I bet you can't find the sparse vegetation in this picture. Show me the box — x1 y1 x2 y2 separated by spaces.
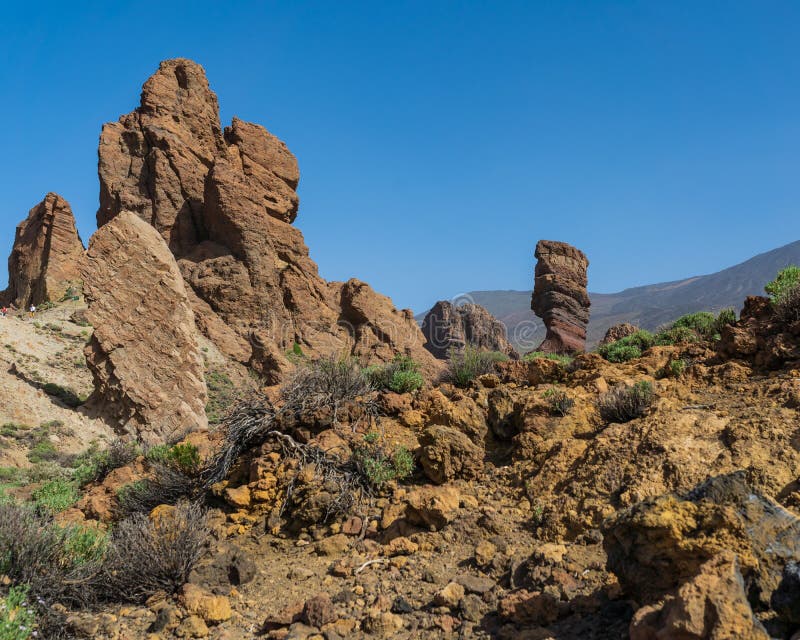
72 440 140 487
145 442 200 475
523 351 574 365
115 462 199 517
445 346 508 387
597 330 654 362
32 479 78 513
351 432 415 488
598 381 655 423
365 355 425 393
662 358 687 378
765 265 800 301
543 387 574 416
100 501 209 603
205 369 236 424
0 585 36 640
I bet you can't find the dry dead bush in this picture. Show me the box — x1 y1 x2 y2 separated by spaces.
598 381 654 423
100 501 209 603
116 462 201 516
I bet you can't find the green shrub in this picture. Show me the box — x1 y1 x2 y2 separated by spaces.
145 443 200 475
715 308 737 331
0 585 36 640
597 330 654 362
26 440 58 464
765 266 800 301
286 341 306 364
774 284 800 324
72 441 140 487
41 383 85 408
543 387 574 417
445 346 508 387
32 479 78 513
365 355 425 393
63 525 108 566
523 351 573 365
351 434 415 488
654 326 701 345
598 381 655 423
205 370 236 425
661 358 687 378
672 312 716 337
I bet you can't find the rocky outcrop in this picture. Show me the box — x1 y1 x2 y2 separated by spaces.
3 193 84 308
97 58 437 381
629 551 769 640
82 211 207 443
421 301 518 359
600 322 639 345
530 240 590 353
717 295 800 369
603 472 800 609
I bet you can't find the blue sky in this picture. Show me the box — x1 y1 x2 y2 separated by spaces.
1 1 799 312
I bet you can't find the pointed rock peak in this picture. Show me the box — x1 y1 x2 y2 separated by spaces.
3 192 84 308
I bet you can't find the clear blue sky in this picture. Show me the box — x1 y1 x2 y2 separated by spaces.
1 1 799 313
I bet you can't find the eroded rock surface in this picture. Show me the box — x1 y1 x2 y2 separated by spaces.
3 193 84 308
82 211 207 443
530 240 590 353
421 301 518 359
600 322 639 345
97 58 437 381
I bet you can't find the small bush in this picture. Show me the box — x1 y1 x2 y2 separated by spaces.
0 585 36 640
72 440 140 487
445 346 508 387
773 284 800 324
281 355 375 420
100 501 209 603
597 331 654 362
523 351 573 365
598 381 655 423
351 434 415 488
661 358 687 378
715 308 737 331
765 266 800 301
145 443 200 475
543 388 574 417
205 370 237 424
32 479 78 513
41 383 85 408
26 440 58 464
115 463 199 516
672 312 716 337
654 325 700 346
365 355 425 394
63 526 108 566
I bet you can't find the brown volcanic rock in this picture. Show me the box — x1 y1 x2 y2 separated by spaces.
97 58 225 255
530 240 590 353
82 211 207 443
3 193 84 308
421 301 518 359
98 58 438 380
600 322 639 345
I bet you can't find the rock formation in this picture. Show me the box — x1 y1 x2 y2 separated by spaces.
530 240 590 353
97 58 437 381
600 322 639 345
2 193 84 308
421 301 518 359
82 211 208 443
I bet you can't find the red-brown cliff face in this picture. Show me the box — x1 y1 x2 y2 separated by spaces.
3 193 84 308
97 59 438 382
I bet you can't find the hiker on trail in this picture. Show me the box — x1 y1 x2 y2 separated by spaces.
0 306 6 317
29 304 36 318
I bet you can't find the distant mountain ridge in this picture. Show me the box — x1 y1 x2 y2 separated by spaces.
418 239 800 352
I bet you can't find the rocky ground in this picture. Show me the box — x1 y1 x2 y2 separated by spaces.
3 294 799 639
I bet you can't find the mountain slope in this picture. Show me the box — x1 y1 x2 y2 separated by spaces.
420 239 800 351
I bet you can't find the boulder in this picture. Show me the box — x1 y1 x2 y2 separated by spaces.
629 552 769 640
421 300 518 359
418 424 484 484
603 472 800 608
600 323 639 345
530 240 590 353
97 58 439 381
82 211 207 443
3 193 84 308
